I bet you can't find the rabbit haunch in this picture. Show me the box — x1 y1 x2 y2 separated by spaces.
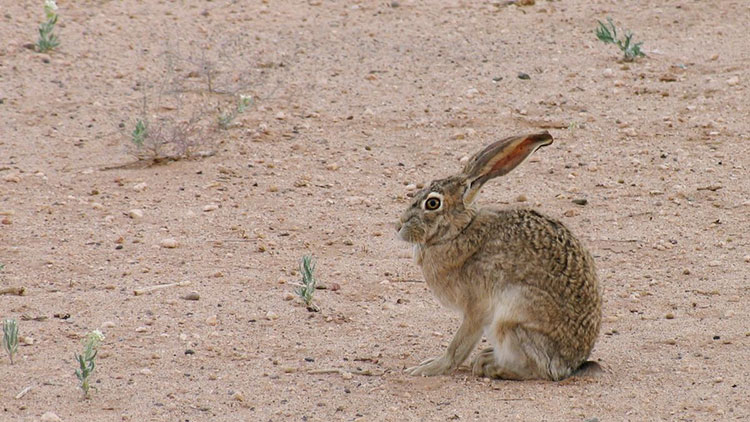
397 132 602 381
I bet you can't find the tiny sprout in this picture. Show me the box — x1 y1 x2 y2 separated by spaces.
75 330 105 398
2 318 19 364
295 255 319 312
595 17 645 62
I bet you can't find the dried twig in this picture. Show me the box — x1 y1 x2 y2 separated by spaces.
0 286 25 296
133 281 191 296
15 386 33 400
308 368 383 376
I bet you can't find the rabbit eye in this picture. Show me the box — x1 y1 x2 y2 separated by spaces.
424 197 441 211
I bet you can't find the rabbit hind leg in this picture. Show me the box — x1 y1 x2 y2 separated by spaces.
473 323 571 381
472 323 540 380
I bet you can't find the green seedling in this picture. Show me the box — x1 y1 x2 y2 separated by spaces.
36 0 60 53
74 330 104 398
2 318 19 364
131 119 148 147
295 255 319 312
596 17 645 62
218 94 253 129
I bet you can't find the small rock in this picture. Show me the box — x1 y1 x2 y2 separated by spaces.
128 209 144 219
160 238 179 248
19 335 34 345
602 68 614 78
517 72 530 80
203 204 218 212
275 111 286 120
232 391 245 402
91 202 104 210
132 182 148 192
266 311 279 320
283 292 295 301
341 371 353 380
101 321 116 328
665 313 675 320
330 282 341 291
2 174 20 183
405 183 417 191
182 291 200 301
205 315 218 326
515 194 527 202
563 209 579 217
465 88 479 98
743 255 750 263
185 349 195 355
40 412 62 422
140 368 152 375
572 198 588 206
708 260 721 267
726 76 739 87
135 326 148 333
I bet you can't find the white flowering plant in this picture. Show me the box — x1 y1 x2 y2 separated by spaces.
36 0 60 53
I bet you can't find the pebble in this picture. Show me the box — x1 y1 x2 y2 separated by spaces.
743 255 750 263
572 198 588 206
132 182 148 192
515 194 527 202
275 111 286 120
135 326 148 333
517 72 530 80
563 209 579 217
2 174 20 183
182 291 200 301
160 238 179 248
602 68 614 78
232 391 245 402
101 321 116 328
40 412 62 422
91 202 104 210
140 368 152 375
283 292 295 301
19 335 34 345
466 88 479 98
708 260 721 267
665 313 675 320
205 315 218 326
405 183 417 191
128 209 144 219
266 311 279 320
341 371 353 380
203 204 218 212
726 76 739 86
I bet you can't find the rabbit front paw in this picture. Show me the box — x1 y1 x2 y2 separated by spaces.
405 356 453 376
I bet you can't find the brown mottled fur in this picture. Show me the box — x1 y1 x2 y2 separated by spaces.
397 132 602 381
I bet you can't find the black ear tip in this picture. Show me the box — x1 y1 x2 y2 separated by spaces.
531 131 554 147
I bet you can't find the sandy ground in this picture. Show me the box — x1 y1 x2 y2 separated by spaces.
1 0 748 421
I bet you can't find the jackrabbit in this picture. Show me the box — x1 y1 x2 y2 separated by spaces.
397 132 601 380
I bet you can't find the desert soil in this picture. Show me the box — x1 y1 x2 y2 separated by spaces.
1 0 748 421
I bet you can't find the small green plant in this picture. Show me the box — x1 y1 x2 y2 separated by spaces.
2 318 19 365
131 119 148 147
218 94 253 129
74 330 104 398
295 255 319 312
595 17 645 62
36 0 60 53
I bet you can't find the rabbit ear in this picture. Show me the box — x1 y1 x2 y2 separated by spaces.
462 132 553 204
